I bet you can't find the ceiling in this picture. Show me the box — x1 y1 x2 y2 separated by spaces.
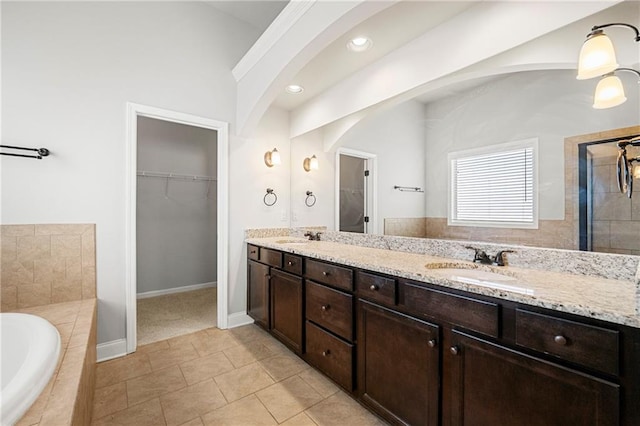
204 1 288 33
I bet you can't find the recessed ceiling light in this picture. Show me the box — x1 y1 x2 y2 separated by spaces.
347 36 372 52
285 84 304 94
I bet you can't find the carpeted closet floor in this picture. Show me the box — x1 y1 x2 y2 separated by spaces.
137 287 217 345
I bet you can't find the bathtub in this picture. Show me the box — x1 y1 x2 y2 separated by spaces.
1 313 61 426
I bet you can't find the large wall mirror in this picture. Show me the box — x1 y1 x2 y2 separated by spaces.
290 69 640 255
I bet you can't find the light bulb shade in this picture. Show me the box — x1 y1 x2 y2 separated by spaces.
593 74 627 109
577 32 619 80
303 155 319 172
264 148 281 167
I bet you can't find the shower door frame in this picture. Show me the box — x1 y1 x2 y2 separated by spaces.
125 102 229 354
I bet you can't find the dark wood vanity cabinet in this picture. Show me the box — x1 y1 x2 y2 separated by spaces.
270 269 303 354
248 245 638 425
448 330 619 426
358 300 440 426
247 259 270 329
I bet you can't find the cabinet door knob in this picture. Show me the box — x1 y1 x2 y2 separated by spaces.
265 274 271 280
322 350 331 357
369 284 378 291
322 271 329 276
428 339 437 348
321 304 330 311
450 346 460 355
288 261 294 266
250 250 256 254
554 335 567 346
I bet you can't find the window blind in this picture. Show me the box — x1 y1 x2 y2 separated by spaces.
451 145 535 226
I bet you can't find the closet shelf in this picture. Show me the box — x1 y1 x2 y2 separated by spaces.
137 171 216 182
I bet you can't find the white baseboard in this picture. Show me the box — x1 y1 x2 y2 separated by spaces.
137 281 216 299
226 312 254 329
97 338 127 362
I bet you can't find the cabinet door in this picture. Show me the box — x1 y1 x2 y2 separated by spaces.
358 300 440 426
247 260 270 329
448 330 619 426
270 269 303 354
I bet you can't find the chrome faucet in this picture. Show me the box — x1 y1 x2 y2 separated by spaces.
465 246 514 266
304 231 322 241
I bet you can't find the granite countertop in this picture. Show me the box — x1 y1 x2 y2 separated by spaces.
246 236 640 328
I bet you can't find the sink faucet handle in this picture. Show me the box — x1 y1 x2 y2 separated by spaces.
493 250 515 266
465 246 491 264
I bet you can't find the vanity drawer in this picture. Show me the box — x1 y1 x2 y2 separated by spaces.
283 253 302 275
515 309 619 375
398 281 499 338
260 247 282 268
305 259 353 291
306 320 353 391
306 281 353 341
356 271 396 306
248 244 259 261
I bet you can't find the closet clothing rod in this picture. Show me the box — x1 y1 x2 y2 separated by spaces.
137 171 216 181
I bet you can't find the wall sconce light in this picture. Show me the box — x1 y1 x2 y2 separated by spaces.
264 148 281 167
303 155 319 172
577 23 640 109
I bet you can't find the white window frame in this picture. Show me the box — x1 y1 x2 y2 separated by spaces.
447 138 539 229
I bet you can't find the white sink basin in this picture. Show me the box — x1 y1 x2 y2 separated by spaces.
425 262 533 295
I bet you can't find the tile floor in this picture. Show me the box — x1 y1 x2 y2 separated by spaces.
92 324 388 426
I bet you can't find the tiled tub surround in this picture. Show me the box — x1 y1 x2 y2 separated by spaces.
1 224 98 425
14 299 97 426
245 235 640 328
1 224 97 311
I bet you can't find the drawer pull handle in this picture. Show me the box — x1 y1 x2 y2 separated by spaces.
288 261 294 266
450 346 460 355
322 350 331 357
321 304 330 311
322 271 330 276
428 339 437 348
369 285 379 291
250 250 256 254
554 335 567 346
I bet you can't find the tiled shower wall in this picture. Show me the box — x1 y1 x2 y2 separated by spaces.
0 224 96 311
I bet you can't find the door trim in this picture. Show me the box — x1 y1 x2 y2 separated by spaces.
335 148 377 234
125 102 229 354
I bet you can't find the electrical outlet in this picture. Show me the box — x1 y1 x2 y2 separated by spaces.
280 209 288 222
291 210 298 222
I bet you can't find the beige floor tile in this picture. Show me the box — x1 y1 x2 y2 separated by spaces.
91 398 165 426
229 324 272 342
92 382 128 420
298 368 339 398
180 351 235 386
214 362 275 402
281 412 318 426
305 392 386 426
201 395 277 426
178 418 204 426
147 343 200 371
137 339 170 354
96 353 152 389
160 379 227 426
126 365 187 406
223 340 274 368
193 329 242 357
167 329 211 348
256 376 323 423
259 353 309 382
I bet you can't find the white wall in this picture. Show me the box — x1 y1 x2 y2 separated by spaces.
137 117 217 294
424 69 640 219
292 100 426 233
0 2 282 345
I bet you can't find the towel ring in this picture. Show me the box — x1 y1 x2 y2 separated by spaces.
264 188 277 206
305 191 316 207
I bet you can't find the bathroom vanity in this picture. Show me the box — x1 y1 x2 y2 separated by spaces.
246 237 640 425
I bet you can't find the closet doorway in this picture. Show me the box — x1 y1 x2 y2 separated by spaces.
125 103 229 354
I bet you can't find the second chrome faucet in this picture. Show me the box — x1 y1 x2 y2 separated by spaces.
465 246 514 266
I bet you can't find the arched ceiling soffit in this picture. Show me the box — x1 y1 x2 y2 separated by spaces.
288 1 624 143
